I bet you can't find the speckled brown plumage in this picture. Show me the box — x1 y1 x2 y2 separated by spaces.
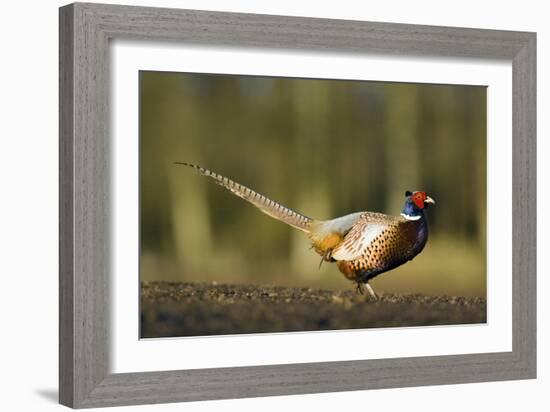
331 212 428 284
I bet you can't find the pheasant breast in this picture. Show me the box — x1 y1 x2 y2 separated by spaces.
331 212 428 282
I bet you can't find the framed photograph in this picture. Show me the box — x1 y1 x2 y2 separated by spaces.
138 71 487 339
59 2 536 408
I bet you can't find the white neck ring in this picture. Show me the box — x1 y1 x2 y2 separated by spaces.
400 213 421 221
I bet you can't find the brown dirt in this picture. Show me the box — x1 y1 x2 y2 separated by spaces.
140 281 486 338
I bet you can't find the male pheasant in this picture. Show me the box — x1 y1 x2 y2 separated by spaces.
175 162 435 299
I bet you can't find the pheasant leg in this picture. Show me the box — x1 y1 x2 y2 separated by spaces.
365 283 378 300
318 249 333 269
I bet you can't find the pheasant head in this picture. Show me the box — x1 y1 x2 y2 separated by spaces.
401 190 435 220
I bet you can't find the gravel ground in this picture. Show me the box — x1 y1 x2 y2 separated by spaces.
141 281 486 338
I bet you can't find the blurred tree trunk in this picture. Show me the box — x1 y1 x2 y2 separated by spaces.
163 77 214 277
384 84 420 213
470 88 487 250
289 80 333 278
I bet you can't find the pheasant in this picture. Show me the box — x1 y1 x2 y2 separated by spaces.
175 162 435 299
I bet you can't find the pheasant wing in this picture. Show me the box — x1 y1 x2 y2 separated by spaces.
331 214 388 261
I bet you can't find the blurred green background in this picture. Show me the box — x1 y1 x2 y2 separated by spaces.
140 71 486 297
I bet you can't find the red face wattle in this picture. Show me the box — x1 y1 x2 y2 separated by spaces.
410 191 435 209
412 191 428 209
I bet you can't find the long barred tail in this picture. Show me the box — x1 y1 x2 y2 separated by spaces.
174 162 313 233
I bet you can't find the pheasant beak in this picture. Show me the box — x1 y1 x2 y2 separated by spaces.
424 196 435 206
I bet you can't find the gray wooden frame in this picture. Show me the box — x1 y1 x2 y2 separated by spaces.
59 2 536 408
